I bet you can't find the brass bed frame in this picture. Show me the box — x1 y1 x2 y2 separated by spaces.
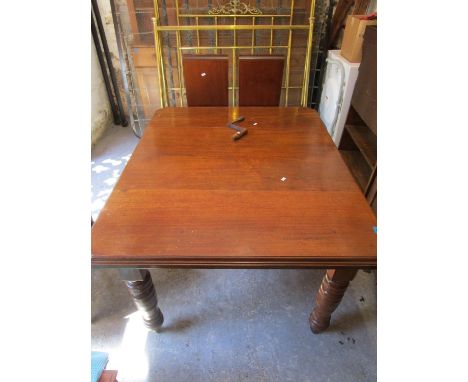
152 0 316 108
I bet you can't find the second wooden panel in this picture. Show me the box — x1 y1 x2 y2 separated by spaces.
239 56 285 106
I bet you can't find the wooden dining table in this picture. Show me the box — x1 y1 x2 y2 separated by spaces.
91 107 376 334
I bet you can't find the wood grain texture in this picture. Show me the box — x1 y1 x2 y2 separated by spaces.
309 269 358 333
239 56 285 106
92 107 376 268
183 55 229 106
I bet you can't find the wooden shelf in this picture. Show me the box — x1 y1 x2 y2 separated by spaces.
345 124 376 168
339 150 372 192
338 26 376 216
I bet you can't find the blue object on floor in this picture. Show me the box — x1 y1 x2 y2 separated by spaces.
373 226 377 234
91 351 108 382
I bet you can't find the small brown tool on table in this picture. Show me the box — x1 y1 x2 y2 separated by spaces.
228 116 248 141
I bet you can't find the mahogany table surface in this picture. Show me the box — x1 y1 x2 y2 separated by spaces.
92 107 376 268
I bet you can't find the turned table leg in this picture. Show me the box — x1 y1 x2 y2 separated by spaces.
120 269 164 331
309 269 357 334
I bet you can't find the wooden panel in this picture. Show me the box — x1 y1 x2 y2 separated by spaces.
238 56 285 106
126 0 139 37
132 47 157 68
92 107 376 268
183 55 229 107
135 68 160 120
351 26 377 134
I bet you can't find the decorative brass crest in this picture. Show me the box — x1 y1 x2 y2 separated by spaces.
208 0 262 15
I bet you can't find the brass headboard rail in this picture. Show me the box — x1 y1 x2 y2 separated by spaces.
152 0 316 108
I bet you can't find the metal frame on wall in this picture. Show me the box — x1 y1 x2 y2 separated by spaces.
151 0 316 108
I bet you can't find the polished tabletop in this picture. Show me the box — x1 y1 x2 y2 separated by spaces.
92 107 376 268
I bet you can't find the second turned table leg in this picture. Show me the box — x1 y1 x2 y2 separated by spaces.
309 269 358 334
120 269 164 331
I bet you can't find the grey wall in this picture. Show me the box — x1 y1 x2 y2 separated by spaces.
91 38 112 147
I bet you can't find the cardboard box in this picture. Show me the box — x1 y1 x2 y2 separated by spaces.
341 15 377 63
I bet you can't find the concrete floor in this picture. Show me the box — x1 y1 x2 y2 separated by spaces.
91 126 377 382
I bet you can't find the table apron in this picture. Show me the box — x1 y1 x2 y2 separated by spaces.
92 258 377 269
